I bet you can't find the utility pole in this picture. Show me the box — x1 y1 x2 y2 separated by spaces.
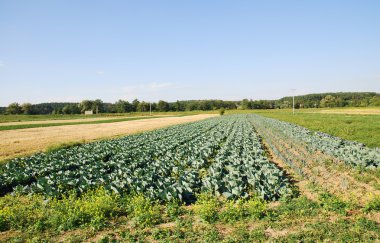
291 89 296 115
293 95 295 115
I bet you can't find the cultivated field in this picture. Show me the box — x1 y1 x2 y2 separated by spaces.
0 114 215 162
253 108 380 148
0 111 380 242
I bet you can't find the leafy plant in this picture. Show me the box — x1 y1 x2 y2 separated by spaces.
319 193 349 215
125 194 161 227
219 107 225 116
364 195 380 212
194 193 220 223
220 199 245 222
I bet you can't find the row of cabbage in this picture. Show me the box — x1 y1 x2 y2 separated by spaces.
0 115 291 202
249 114 380 169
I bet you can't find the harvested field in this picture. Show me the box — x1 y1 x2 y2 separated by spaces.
0 114 216 162
0 115 165 126
316 108 380 115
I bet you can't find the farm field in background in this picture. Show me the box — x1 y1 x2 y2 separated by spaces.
0 114 216 162
309 106 380 115
0 113 380 242
0 115 179 131
252 108 380 148
0 110 218 123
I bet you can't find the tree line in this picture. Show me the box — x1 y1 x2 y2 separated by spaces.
1 99 238 115
1 92 379 115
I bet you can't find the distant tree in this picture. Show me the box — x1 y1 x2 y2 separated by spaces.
6 102 22 114
137 101 149 112
173 100 186 111
79 100 93 113
52 108 62 114
103 103 116 113
320 95 336 108
198 100 212 110
241 99 250 109
280 101 291 109
62 105 71 114
62 104 80 114
186 102 198 111
359 98 371 107
114 100 133 113
114 100 125 113
370 96 380 106
132 99 140 112
21 103 33 114
157 100 169 112
92 99 104 113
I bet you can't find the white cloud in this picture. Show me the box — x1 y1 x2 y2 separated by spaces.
376 75 380 79
0 61 4 68
96 70 105 75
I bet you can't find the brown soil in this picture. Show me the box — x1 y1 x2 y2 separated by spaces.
0 114 217 162
0 230 21 242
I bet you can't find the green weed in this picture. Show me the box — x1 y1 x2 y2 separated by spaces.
194 193 220 223
364 195 380 212
124 194 161 227
319 193 349 215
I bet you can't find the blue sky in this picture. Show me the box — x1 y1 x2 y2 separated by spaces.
0 0 379 105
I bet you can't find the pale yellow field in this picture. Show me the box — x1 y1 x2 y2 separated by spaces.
313 108 380 115
0 114 216 162
0 115 168 126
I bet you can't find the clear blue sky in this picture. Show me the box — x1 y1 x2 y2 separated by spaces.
0 0 379 105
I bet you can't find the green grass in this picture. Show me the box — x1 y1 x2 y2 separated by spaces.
1 190 379 242
252 109 380 148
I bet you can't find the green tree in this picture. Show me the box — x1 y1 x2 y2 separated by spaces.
92 99 104 114
114 100 133 113
132 99 140 112
157 100 169 112
137 101 149 112
21 103 33 114
241 99 250 109
6 102 22 114
320 95 336 108
280 101 291 109
370 96 380 106
62 104 80 114
79 100 93 113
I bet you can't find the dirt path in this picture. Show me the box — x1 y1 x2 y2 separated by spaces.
0 114 216 162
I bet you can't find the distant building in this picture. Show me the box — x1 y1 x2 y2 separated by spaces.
84 110 93 115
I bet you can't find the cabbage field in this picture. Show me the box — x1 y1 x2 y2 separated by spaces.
250 114 380 169
1 114 380 241
0 115 292 202
1 114 379 203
